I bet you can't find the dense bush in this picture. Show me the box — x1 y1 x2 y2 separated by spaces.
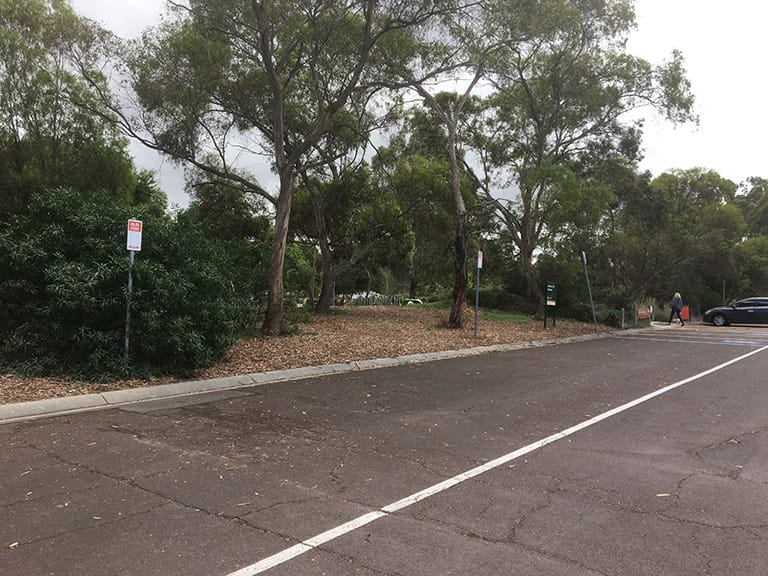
0 188 260 379
472 287 537 316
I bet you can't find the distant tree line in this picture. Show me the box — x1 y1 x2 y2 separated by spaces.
2 0 766 379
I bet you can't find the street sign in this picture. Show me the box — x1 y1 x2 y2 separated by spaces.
546 282 557 306
474 251 484 336
127 219 143 251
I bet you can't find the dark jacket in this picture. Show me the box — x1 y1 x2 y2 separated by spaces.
671 295 683 310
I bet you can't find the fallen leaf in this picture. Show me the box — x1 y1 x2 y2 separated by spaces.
0 307 604 405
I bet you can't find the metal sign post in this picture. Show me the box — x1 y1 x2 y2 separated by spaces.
125 250 134 360
581 251 599 332
125 220 142 360
474 251 483 336
544 282 557 328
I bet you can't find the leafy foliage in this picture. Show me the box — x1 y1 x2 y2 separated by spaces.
0 0 159 217
0 188 257 379
470 0 697 317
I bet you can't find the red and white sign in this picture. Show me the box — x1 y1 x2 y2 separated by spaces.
126 219 143 251
477 251 483 269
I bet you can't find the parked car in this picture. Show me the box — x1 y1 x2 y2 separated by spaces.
702 297 768 326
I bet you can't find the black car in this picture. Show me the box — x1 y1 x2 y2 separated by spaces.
702 297 768 326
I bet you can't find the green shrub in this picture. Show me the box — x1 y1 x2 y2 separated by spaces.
0 188 259 379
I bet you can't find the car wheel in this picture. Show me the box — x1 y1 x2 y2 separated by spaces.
712 313 728 327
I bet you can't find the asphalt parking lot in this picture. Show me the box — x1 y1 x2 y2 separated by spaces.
2 323 767 575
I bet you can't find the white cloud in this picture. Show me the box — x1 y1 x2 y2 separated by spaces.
70 0 164 39
71 0 768 206
628 0 768 185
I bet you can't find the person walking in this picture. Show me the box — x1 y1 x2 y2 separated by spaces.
668 292 685 326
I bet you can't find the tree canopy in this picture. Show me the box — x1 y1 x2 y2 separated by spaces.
0 0 162 216
8 0 768 382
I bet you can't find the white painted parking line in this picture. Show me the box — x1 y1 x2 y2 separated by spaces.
612 334 767 346
224 344 768 576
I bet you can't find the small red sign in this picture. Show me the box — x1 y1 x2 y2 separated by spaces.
128 220 142 232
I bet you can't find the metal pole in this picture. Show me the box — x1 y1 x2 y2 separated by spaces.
474 262 481 336
124 250 134 361
582 251 599 332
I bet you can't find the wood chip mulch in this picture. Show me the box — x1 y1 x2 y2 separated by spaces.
0 306 605 405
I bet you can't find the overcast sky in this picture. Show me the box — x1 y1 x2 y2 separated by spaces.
627 0 768 189
70 0 768 206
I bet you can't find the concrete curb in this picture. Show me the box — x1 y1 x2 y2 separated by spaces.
0 329 627 424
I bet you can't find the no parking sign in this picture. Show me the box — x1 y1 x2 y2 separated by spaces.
124 219 142 359
126 219 143 251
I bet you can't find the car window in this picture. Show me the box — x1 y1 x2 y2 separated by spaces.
735 298 768 307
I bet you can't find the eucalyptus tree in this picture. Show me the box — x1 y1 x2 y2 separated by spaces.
380 153 456 298
292 162 410 312
650 168 742 302
740 236 768 296
389 0 494 327
734 176 768 238
373 107 459 300
596 166 744 309
186 171 272 242
0 0 146 216
118 0 457 334
410 86 486 328
468 0 697 317
709 175 768 299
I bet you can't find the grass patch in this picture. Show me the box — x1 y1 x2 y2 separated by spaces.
423 300 451 309
480 310 532 324
362 321 404 327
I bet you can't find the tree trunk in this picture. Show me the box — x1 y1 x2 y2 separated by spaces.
447 118 468 329
448 212 469 327
261 174 293 335
311 186 336 313
409 271 418 299
408 251 418 299
412 72 483 330
521 246 545 319
316 265 336 312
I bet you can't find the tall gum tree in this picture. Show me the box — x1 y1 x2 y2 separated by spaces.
0 0 139 216
116 0 456 335
391 0 495 328
412 85 484 328
292 162 409 312
469 0 697 318
373 117 457 300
